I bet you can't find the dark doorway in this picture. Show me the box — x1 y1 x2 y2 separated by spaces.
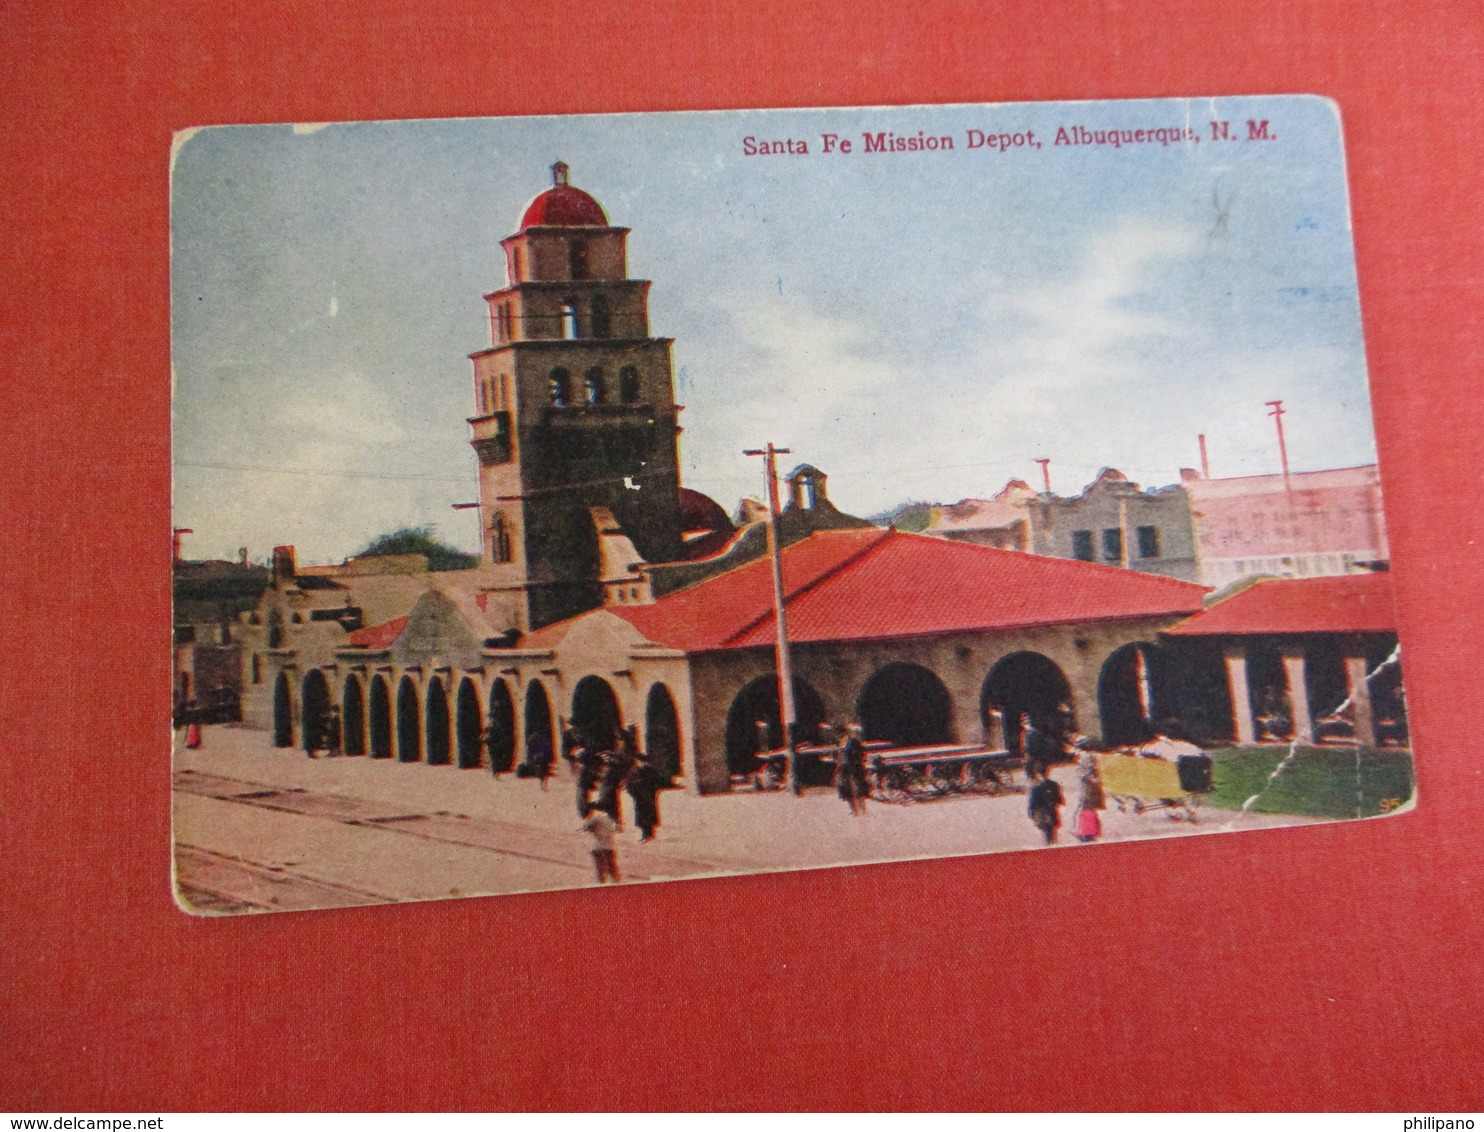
369 675 392 759
272 671 294 747
1247 646 1292 742
301 669 332 754
456 679 483 768
645 683 682 781
486 680 516 773
522 681 552 770
1097 643 1171 747
1303 640 1349 725
1367 638 1407 746
723 675 827 778
857 663 954 747
982 651 1074 756
342 676 366 756
426 677 451 765
397 677 422 762
571 676 623 751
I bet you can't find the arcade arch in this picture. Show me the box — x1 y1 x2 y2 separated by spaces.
426 677 451 765
1096 643 1171 747
397 676 422 762
483 680 515 773
342 675 366 756
522 681 554 768
857 663 954 747
571 676 623 751
272 671 293 747
455 678 483 768
301 670 332 754
369 675 393 759
982 651 1074 756
645 683 682 781
723 675 827 779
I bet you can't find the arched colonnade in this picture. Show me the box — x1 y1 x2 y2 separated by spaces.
720 641 1175 780
269 664 685 782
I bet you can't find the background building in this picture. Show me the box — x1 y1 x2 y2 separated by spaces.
173 554 269 722
1182 463 1388 589
924 468 1200 582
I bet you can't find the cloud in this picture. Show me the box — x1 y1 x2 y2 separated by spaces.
174 368 468 564
679 212 1374 515
974 220 1198 406
676 220 1215 515
274 370 406 449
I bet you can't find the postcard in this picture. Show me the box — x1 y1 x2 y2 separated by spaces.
171 95 1413 914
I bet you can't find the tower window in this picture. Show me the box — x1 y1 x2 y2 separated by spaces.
560 299 579 340
619 365 641 403
591 293 611 338
549 367 571 407
1071 530 1095 561
1137 525 1161 559
512 247 524 283
475 377 487 414
1102 528 1123 561
490 513 513 564
569 240 589 280
584 367 606 405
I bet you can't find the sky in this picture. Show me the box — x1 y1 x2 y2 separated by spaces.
171 95 1377 565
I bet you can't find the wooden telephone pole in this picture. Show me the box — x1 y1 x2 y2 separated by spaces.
743 443 799 790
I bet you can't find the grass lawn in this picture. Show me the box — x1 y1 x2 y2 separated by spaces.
1206 746 1415 819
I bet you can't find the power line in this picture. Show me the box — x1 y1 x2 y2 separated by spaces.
174 460 472 483
178 451 1200 496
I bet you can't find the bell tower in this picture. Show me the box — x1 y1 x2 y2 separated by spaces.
468 163 685 632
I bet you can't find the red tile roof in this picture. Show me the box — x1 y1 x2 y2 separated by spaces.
1164 572 1396 637
527 528 1208 653
347 615 409 650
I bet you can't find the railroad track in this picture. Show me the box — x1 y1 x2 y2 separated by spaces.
173 768 731 907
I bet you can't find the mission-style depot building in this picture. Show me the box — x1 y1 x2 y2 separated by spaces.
233 166 1406 793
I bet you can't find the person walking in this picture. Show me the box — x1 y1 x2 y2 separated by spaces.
575 741 601 817
625 753 663 842
1022 713 1059 781
594 728 637 829
1028 768 1065 845
581 807 621 884
1073 750 1106 843
837 723 869 816
559 718 580 776
591 751 621 825
527 728 553 790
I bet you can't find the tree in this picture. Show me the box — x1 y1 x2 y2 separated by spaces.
354 526 478 572
869 500 937 533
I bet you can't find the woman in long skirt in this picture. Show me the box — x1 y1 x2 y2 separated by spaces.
1074 751 1106 842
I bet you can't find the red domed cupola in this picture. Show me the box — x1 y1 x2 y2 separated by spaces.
520 161 608 229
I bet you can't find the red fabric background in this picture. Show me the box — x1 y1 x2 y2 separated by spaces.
3 0 1481 1111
